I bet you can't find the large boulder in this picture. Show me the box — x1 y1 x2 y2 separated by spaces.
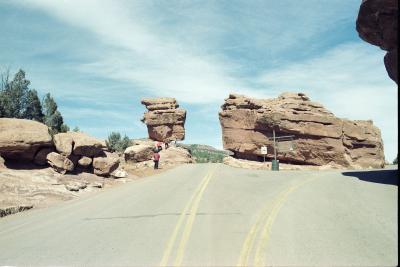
54 132 103 157
219 93 385 169
0 118 53 161
124 144 154 163
93 153 120 176
46 152 74 174
356 0 398 83
158 147 194 165
141 98 186 142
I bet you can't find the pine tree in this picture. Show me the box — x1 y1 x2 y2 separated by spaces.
0 69 30 118
23 89 44 122
43 93 65 134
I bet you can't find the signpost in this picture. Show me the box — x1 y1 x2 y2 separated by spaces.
261 145 268 162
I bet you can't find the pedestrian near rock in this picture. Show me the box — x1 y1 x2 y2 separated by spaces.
165 142 169 149
153 151 160 169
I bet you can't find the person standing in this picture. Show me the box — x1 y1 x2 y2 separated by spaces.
153 151 160 169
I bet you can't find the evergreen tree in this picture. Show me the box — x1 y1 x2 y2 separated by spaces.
43 93 65 134
0 69 30 118
23 89 44 122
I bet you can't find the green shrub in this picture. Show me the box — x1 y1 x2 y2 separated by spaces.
106 132 132 152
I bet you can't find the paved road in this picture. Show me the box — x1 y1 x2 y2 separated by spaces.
0 164 397 266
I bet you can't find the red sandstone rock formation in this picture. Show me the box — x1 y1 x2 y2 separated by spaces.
219 93 385 169
356 0 398 84
141 97 186 142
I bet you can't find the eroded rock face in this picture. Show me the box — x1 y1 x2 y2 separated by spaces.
0 118 53 161
219 93 385 169
141 98 186 142
356 0 398 83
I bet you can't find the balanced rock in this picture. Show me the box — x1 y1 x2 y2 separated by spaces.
219 93 385 169
46 152 74 174
141 98 186 142
54 132 103 157
0 118 53 161
356 0 398 83
124 144 154 163
93 153 120 176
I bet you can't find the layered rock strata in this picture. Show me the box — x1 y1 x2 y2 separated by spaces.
219 93 385 169
141 98 186 142
356 0 398 83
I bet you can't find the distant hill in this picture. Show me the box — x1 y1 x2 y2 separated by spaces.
177 144 229 163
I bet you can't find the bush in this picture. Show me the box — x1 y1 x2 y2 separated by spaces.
106 132 132 152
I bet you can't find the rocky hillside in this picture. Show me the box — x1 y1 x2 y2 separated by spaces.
177 144 229 163
219 92 385 169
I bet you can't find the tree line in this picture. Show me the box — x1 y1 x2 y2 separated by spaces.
0 69 70 134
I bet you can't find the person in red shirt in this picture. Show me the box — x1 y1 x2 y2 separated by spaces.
153 152 160 169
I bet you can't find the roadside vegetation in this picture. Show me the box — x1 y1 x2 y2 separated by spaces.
0 69 70 134
106 132 132 152
178 144 228 163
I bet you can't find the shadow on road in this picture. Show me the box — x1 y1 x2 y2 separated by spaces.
84 212 241 221
342 169 398 186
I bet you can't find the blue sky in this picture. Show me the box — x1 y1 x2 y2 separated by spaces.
0 0 397 161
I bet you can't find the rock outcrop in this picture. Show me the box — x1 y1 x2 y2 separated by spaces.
141 98 186 142
0 118 53 161
219 93 385 169
356 0 398 83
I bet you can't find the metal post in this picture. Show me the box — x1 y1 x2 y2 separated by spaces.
273 128 277 162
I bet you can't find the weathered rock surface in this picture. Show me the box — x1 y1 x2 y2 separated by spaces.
54 132 103 157
46 152 75 174
0 118 53 161
93 153 120 176
141 98 186 142
219 93 385 169
356 0 398 83
124 144 154 163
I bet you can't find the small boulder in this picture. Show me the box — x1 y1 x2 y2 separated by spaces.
46 152 74 174
124 144 154 162
78 156 92 167
33 147 55 166
111 169 128 178
93 154 120 176
53 133 74 156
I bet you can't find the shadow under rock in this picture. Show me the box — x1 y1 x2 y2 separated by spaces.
342 169 398 186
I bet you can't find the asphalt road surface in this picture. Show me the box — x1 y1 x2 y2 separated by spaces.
0 164 397 266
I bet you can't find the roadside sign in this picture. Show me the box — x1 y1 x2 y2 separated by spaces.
261 146 268 155
277 140 295 152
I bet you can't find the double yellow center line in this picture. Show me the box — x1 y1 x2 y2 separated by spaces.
160 165 218 267
237 176 317 267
